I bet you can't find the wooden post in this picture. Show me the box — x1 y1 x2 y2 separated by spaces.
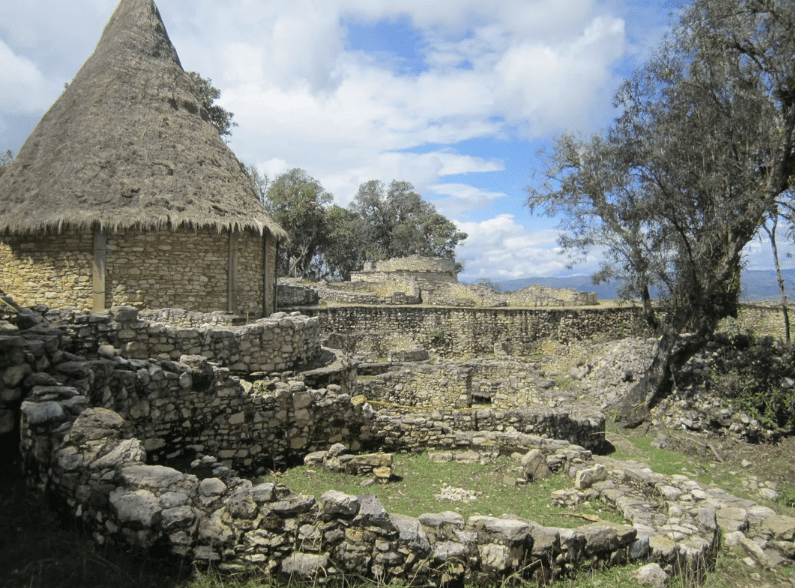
262 232 268 317
273 238 279 314
228 229 239 314
92 228 106 311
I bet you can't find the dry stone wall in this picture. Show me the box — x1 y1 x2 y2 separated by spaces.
0 228 93 310
1 227 277 316
40 306 320 374
358 358 566 412
313 306 650 358
13 314 795 584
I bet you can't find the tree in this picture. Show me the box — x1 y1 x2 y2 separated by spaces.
527 0 795 425
0 150 12 179
188 71 238 137
244 163 270 206
762 212 791 345
321 205 367 281
351 179 467 262
264 168 332 278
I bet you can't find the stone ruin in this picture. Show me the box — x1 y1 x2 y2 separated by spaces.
2 300 794 586
276 255 597 309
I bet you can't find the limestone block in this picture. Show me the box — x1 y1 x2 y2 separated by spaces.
109 488 161 527
199 478 228 497
389 513 431 554
120 465 186 492
272 494 316 515
198 508 234 544
579 522 636 556
574 464 607 490
280 553 329 580
629 563 669 588
761 515 795 542
716 507 749 533
70 407 124 443
522 449 551 481
469 516 532 544
479 543 510 572
432 541 468 562
321 490 361 518
353 494 394 531
419 511 466 529
3 363 31 387
161 506 198 531
21 401 65 425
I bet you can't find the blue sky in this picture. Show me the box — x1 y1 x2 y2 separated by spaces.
1 0 791 283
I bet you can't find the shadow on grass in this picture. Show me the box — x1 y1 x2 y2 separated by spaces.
0 458 192 588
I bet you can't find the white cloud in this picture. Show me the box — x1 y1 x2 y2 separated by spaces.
455 214 602 280
429 183 507 217
0 41 59 113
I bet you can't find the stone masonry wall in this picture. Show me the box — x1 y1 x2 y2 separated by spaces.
7 322 723 585
358 363 472 409
358 359 557 412
311 306 650 358
107 227 266 317
505 285 598 307
1 227 275 316
42 307 320 374
0 228 93 310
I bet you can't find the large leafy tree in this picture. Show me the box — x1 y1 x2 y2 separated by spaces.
528 0 795 425
264 168 332 278
322 205 367 280
188 71 238 138
351 179 467 262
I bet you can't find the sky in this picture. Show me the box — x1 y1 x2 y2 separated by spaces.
1 0 792 283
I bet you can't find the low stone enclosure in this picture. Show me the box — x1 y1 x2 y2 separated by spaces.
278 278 598 309
3 303 795 585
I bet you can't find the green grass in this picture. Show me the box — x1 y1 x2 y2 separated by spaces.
270 451 624 527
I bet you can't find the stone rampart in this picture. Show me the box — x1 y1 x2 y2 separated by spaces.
313 306 650 358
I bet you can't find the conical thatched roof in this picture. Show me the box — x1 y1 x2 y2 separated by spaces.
0 0 286 238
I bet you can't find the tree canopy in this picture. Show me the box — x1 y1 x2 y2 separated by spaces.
0 150 12 179
351 180 468 263
263 168 332 278
254 169 466 279
527 0 795 424
188 71 237 138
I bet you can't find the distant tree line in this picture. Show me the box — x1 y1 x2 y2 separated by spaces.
245 167 467 280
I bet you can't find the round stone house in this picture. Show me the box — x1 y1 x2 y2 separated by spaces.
0 0 285 316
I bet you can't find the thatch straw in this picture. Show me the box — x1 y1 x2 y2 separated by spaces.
0 0 286 238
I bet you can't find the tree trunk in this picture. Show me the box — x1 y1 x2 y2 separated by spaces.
613 303 723 427
764 218 790 345
641 284 659 331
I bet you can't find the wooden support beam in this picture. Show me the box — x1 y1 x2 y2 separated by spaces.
92 228 106 311
228 229 239 314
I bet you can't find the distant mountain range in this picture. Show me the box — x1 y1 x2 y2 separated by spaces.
491 269 795 302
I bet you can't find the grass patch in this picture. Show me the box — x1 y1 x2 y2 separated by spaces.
270 451 623 527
